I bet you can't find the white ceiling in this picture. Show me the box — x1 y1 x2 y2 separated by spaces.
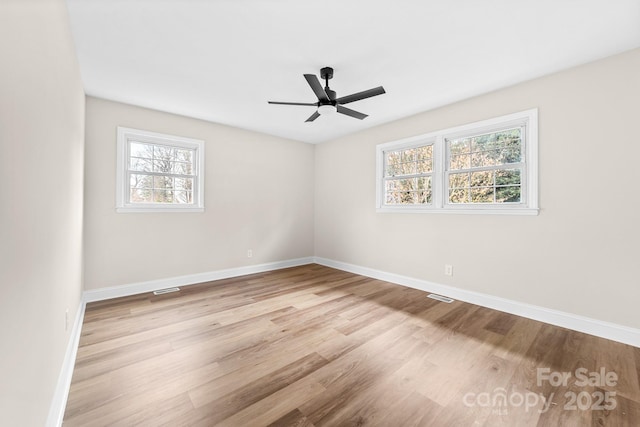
66 0 640 144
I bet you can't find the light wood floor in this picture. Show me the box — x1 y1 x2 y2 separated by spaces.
64 264 640 426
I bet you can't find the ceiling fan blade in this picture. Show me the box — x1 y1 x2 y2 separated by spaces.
336 86 386 105
304 74 330 103
305 111 321 122
268 101 317 106
337 105 368 120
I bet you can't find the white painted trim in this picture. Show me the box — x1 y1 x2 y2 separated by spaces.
376 207 539 215
46 300 86 427
313 257 640 348
82 257 315 303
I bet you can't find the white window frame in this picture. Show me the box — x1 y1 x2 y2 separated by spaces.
376 109 538 215
116 127 205 213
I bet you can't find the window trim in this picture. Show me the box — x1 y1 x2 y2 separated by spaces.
116 127 205 213
376 109 538 215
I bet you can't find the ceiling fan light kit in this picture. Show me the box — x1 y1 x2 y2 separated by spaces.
317 104 337 115
268 66 386 122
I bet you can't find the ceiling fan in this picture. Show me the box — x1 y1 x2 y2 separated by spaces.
268 66 386 122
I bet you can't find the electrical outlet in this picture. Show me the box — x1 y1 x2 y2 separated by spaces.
247 249 253 258
65 309 69 332
445 264 453 276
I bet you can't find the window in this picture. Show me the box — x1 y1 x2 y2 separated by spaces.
116 127 204 212
376 109 538 214
383 143 434 206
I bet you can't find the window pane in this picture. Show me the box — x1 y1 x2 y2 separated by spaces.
417 190 432 204
449 127 522 170
401 148 416 163
448 139 469 155
449 188 469 204
174 177 193 191
129 157 152 172
386 150 401 165
416 145 432 161
174 191 193 204
384 150 401 177
400 161 417 175
496 186 521 203
386 191 414 205
416 160 432 174
499 147 522 164
154 145 175 160
153 175 173 190
385 145 432 177
385 162 400 177
172 161 193 175
449 154 470 170
416 176 430 191
175 148 193 163
386 178 415 192
385 175 432 206
449 172 469 189
153 159 172 173
495 169 521 186
130 142 153 159
153 189 174 203
130 174 152 189
471 149 501 167
470 171 493 187
471 187 493 203
130 188 152 203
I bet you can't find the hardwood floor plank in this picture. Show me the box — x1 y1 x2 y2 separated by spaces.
485 310 519 335
298 324 422 425
210 378 326 427
266 408 315 427
379 390 444 427
187 352 328 424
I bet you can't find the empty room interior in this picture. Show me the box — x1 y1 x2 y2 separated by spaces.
2 1 640 426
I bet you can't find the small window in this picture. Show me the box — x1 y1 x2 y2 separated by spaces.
376 109 538 215
116 127 204 212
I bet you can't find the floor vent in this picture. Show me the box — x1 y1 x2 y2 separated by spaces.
153 287 181 296
427 293 455 303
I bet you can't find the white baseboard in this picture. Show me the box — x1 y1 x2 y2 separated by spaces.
313 257 640 348
82 257 315 303
46 300 86 427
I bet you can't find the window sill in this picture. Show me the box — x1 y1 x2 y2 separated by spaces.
116 206 205 213
376 207 539 215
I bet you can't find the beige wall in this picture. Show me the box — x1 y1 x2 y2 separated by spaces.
315 48 640 329
83 97 315 290
0 1 85 426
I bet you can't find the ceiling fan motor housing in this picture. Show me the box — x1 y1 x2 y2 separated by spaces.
320 67 334 80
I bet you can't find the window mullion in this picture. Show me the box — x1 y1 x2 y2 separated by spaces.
435 135 444 209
